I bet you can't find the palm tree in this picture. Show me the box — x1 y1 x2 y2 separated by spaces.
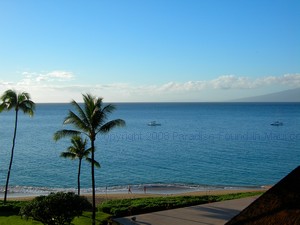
60 135 100 195
53 93 125 225
0 89 35 203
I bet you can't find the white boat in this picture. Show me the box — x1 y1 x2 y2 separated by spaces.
148 121 161 126
271 121 283 126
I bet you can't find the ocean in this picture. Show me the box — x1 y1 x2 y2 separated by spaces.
0 103 299 195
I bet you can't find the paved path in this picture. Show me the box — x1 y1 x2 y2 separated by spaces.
114 196 257 225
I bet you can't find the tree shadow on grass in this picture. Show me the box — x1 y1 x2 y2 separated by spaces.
0 211 18 217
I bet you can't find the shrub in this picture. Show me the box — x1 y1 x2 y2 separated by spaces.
99 196 209 217
0 200 27 216
19 192 92 225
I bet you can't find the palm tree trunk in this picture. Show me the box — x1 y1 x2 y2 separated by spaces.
91 140 96 225
78 159 82 195
4 109 18 204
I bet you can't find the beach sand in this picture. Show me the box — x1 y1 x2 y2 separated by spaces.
8 188 267 205
91 188 266 205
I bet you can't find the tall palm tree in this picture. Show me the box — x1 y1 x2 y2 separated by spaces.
60 135 100 195
0 89 35 203
53 93 125 225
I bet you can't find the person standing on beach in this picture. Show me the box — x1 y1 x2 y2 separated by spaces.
128 185 132 194
144 186 147 194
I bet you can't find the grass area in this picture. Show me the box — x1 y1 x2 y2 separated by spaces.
0 211 112 225
72 211 113 225
99 191 263 217
0 216 41 225
0 191 263 225
0 199 112 225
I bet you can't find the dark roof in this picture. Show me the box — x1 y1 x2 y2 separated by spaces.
226 166 300 225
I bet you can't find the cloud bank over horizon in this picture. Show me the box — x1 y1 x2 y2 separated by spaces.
0 71 300 102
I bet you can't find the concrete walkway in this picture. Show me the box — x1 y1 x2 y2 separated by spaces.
114 196 257 225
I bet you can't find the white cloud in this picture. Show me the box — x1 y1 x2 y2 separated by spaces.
157 74 300 92
37 71 74 82
46 71 74 79
20 70 74 83
0 80 14 86
279 74 300 86
210 75 254 89
0 72 299 102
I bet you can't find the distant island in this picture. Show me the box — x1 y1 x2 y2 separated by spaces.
233 88 300 102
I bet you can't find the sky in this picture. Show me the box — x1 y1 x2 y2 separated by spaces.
0 0 299 102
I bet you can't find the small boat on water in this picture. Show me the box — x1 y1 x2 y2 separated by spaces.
271 121 283 126
148 121 161 126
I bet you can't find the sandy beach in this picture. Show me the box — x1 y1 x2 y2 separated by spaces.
90 188 266 205
7 188 267 205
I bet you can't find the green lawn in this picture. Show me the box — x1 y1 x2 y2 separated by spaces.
0 212 111 225
99 191 263 217
0 215 41 225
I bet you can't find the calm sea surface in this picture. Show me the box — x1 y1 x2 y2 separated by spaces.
0 103 299 194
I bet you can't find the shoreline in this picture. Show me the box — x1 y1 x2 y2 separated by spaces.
88 188 267 205
0 183 268 197
4 186 269 203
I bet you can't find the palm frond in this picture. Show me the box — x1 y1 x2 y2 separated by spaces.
83 94 103 127
82 149 91 158
86 158 101 168
17 92 28 102
53 129 82 141
0 103 4 112
90 104 112 130
67 146 76 152
60 152 76 159
1 89 17 101
98 119 126 134
60 135 91 161
0 90 35 116
70 100 89 126
64 111 89 131
81 94 106 131
0 89 17 110
70 136 88 154
82 93 94 119
19 100 35 116
73 135 86 145
102 104 116 115
91 110 104 130
95 104 115 123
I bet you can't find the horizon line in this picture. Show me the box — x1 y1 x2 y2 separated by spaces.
34 101 300 104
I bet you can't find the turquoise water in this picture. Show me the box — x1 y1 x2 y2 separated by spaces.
0 103 299 195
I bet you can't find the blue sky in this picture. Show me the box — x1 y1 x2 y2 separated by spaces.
0 0 299 102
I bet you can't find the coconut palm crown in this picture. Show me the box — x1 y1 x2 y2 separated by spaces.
54 94 125 140
0 90 35 115
0 89 35 203
54 93 125 225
